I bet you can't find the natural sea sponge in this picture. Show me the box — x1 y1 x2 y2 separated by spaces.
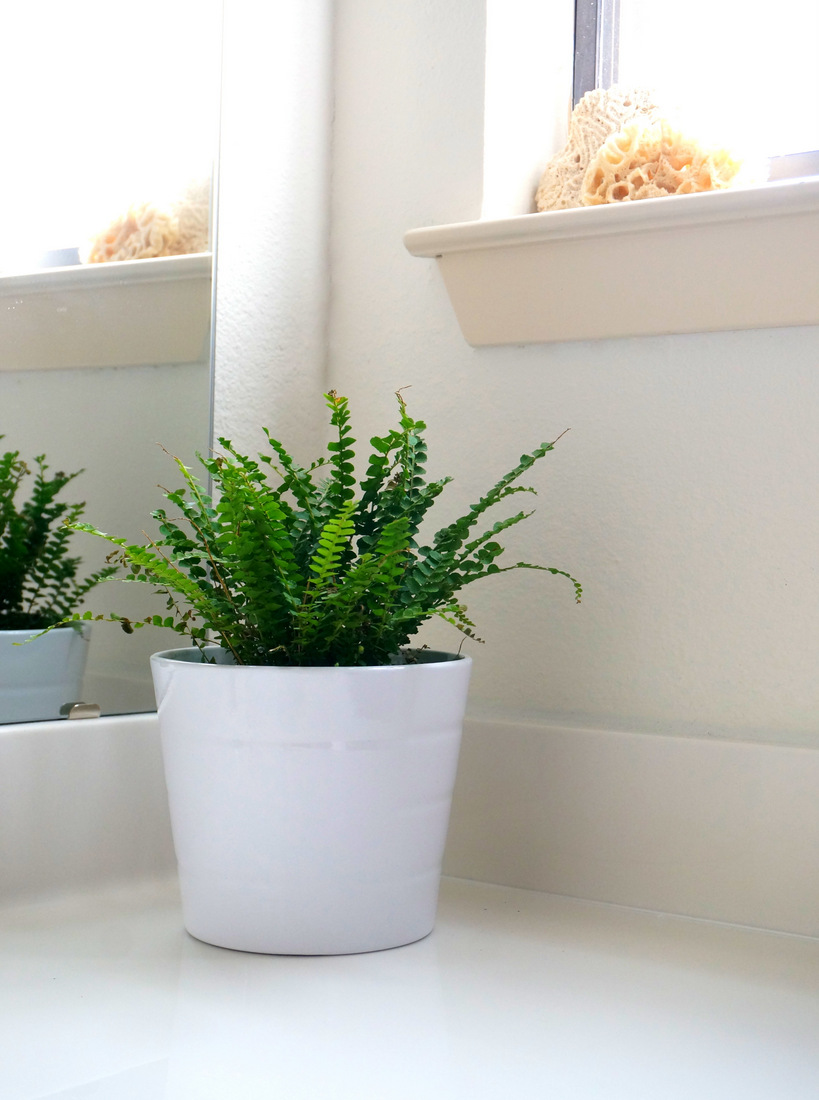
83 178 210 263
84 200 182 263
535 86 663 212
174 177 211 256
581 121 742 205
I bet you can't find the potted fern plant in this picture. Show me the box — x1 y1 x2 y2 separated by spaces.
57 391 580 954
0 442 115 723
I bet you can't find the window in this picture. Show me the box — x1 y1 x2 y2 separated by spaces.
573 0 819 178
405 0 819 346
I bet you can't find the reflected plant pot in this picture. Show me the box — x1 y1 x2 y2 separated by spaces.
150 646 472 955
0 624 91 723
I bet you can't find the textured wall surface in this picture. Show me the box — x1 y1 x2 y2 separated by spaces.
202 0 819 921
214 0 333 461
328 0 819 750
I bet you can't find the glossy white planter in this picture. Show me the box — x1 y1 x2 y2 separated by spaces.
150 647 472 955
0 624 90 723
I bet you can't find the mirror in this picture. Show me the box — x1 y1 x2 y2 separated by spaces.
0 0 222 723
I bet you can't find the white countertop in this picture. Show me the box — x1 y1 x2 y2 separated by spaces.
2 876 818 1100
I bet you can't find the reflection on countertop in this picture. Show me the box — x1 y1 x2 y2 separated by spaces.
2 876 818 1099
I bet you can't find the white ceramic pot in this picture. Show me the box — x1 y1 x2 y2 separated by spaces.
0 624 90 724
150 646 472 955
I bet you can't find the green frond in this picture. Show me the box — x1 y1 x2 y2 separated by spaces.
41 395 579 663
0 442 117 630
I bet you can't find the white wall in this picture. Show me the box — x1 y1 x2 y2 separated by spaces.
213 0 333 461
207 0 819 928
328 0 819 753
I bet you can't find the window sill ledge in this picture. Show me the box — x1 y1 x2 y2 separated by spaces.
403 178 819 345
0 253 213 371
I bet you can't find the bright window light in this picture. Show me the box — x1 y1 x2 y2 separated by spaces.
616 0 819 161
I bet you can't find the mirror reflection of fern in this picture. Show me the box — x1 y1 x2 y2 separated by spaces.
0 441 117 631
58 391 581 665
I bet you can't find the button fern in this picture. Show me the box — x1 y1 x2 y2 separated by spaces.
55 391 581 665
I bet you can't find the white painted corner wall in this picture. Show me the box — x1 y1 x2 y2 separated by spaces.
213 0 334 460
4 712 818 937
327 0 819 752
446 717 819 937
324 0 819 919
203 0 819 932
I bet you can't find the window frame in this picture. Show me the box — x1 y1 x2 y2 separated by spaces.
573 0 818 179
573 0 620 105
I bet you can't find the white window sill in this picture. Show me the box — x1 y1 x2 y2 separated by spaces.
404 178 819 345
0 253 213 371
